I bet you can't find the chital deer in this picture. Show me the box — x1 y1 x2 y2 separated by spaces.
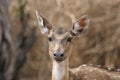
36 11 120 80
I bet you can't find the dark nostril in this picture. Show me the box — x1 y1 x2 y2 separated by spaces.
60 54 64 57
54 53 56 56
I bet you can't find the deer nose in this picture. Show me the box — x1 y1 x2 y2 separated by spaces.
53 52 64 58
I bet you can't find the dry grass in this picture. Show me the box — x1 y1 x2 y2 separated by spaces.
10 0 120 80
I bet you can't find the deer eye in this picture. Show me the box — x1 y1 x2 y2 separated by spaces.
48 37 52 41
67 37 72 42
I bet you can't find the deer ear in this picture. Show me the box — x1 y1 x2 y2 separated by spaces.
36 10 52 35
70 15 89 37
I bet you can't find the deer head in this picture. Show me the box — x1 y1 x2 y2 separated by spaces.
36 11 89 63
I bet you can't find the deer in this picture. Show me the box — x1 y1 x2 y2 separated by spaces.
36 11 120 80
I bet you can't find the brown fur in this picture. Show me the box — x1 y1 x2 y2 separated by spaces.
79 17 87 27
69 64 120 80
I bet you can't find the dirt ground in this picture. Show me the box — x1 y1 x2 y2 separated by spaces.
10 0 120 80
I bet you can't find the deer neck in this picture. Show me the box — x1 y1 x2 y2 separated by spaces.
52 59 69 80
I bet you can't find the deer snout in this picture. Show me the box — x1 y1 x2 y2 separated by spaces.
53 52 65 62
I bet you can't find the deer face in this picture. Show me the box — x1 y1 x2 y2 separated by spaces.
47 27 72 62
36 11 89 62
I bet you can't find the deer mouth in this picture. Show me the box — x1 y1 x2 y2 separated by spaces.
54 57 66 62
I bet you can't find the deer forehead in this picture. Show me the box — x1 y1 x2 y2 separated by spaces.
48 27 70 40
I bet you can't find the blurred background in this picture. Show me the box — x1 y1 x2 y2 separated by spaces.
0 0 120 80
